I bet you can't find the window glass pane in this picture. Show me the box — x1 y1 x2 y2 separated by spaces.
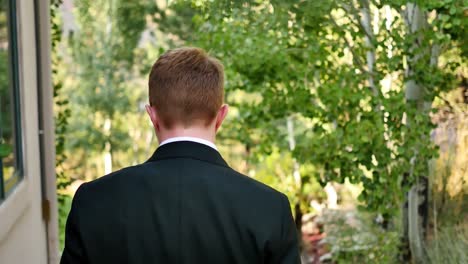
0 0 22 200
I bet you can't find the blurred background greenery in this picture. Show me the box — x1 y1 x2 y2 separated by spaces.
48 0 466 263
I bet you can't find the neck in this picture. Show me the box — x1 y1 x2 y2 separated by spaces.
156 126 216 145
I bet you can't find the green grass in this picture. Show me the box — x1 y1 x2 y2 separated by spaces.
426 224 468 264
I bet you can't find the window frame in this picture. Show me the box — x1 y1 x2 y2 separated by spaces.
0 0 24 201
0 0 43 245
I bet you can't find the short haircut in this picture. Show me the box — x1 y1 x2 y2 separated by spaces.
148 47 224 128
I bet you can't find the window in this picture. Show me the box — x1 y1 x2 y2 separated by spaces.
0 0 22 201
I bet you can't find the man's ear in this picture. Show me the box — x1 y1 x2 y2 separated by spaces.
145 104 159 130
215 104 229 132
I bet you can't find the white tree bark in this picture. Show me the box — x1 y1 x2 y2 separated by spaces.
324 183 338 209
287 116 301 189
360 0 378 97
103 118 113 175
403 3 436 263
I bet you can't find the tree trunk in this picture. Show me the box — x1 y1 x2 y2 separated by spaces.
287 117 303 247
408 177 429 263
360 0 378 97
324 183 338 209
103 118 113 175
401 3 434 263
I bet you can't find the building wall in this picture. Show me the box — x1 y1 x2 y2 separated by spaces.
0 1 56 263
0 197 48 264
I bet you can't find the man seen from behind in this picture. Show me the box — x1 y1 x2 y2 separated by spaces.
61 47 301 264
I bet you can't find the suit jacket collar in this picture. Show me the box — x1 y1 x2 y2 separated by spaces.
159 136 218 151
146 141 229 168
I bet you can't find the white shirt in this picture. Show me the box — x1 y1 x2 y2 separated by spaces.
159 136 218 151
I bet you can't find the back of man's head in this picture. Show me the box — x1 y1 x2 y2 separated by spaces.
148 47 224 129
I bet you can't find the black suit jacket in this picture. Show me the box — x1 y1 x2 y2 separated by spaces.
61 141 300 264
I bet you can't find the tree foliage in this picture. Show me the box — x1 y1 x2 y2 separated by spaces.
185 0 465 219
53 0 466 260
62 0 160 179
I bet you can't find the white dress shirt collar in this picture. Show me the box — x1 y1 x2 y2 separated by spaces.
159 136 218 151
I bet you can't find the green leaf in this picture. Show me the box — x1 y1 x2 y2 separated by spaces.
0 143 12 158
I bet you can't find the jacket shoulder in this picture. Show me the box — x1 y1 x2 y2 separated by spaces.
72 163 151 202
229 168 286 196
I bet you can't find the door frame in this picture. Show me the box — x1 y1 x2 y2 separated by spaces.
34 0 60 262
